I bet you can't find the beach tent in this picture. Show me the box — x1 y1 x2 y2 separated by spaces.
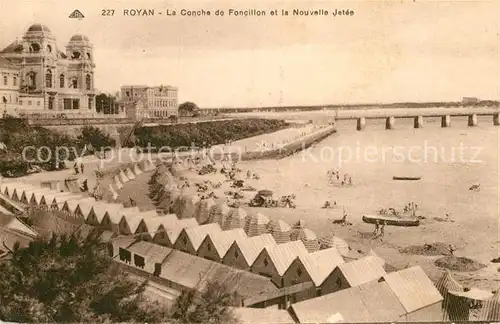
198 228 248 262
22 187 51 205
194 198 216 224
267 219 292 244
245 212 270 237
208 202 231 227
290 220 306 241
118 209 158 235
295 228 320 252
51 194 84 211
118 170 129 184
125 167 136 180
101 206 140 232
11 184 36 201
74 200 95 220
137 214 179 240
108 184 119 201
87 202 124 226
31 189 58 206
39 192 75 209
133 163 143 176
434 270 466 321
0 181 16 196
223 207 247 231
62 197 96 216
113 175 123 190
223 233 276 270
319 233 350 256
180 194 200 219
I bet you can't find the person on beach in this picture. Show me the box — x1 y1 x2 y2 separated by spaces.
348 177 352 186
446 213 451 222
73 162 79 174
80 163 84 174
373 220 380 237
379 221 386 237
341 210 348 226
448 244 455 256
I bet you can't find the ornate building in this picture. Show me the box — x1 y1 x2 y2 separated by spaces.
119 85 178 120
0 23 96 116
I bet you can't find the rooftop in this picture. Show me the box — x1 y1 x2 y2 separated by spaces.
337 256 387 287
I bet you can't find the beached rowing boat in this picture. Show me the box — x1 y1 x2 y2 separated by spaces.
362 214 420 227
393 176 421 181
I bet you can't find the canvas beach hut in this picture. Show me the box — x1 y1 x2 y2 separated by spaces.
195 197 216 224
118 169 129 184
51 194 85 211
133 163 143 176
113 175 123 190
209 202 231 227
153 218 199 248
223 207 247 230
298 247 345 296
180 194 200 219
62 197 96 216
118 209 158 235
295 228 320 252
319 233 350 256
268 219 292 244
174 223 222 255
197 228 247 262
86 202 123 226
101 206 140 232
0 181 17 196
125 167 136 180
20 187 49 205
39 192 75 209
223 233 276 270
137 214 179 241
30 189 56 206
11 184 36 201
245 212 270 237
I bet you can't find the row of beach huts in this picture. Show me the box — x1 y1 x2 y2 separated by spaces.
1 160 498 322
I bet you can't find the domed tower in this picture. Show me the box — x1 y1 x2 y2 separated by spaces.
65 34 96 111
23 23 57 56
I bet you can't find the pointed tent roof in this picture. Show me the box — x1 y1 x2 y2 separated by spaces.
205 228 247 259
233 233 276 266
133 163 143 175
337 256 387 287
164 218 199 244
224 207 247 230
300 247 345 286
91 202 124 223
107 206 140 224
40 191 75 205
209 202 231 226
123 210 159 234
144 214 178 235
476 289 500 321
63 197 96 214
182 223 222 251
125 168 136 180
265 240 309 276
268 219 292 244
319 233 350 256
32 189 58 205
245 212 270 237
295 228 319 252
434 270 463 297
368 249 386 268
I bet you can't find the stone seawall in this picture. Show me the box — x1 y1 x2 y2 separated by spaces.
241 126 336 160
42 124 134 145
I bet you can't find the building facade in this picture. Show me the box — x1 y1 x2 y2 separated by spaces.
120 85 178 120
0 23 97 117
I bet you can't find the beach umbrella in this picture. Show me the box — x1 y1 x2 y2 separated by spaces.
295 228 319 252
319 233 350 256
195 197 216 224
245 212 270 237
267 219 292 244
223 207 247 230
118 170 129 183
113 175 123 190
125 167 135 180
133 163 143 175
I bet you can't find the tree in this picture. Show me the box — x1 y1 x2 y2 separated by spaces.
96 93 119 114
77 126 116 153
0 231 170 323
178 102 200 117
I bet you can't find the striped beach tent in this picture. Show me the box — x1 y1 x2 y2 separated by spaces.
267 219 292 244
113 175 123 190
290 219 306 241
434 270 465 321
108 184 119 201
223 207 247 230
180 194 200 219
244 212 270 237
118 169 129 184
195 197 216 224
477 288 500 321
208 202 231 227
319 233 350 256
125 167 136 180
295 228 319 252
133 163 143 176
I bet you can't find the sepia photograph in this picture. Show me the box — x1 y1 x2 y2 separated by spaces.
0 0 498 323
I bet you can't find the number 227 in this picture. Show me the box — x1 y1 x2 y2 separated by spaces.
101 9 115 16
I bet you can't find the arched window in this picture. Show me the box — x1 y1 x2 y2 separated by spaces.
71 52 81 59
86 53 91 60
46 45 52 53
71 78 78 89
45 69 52 88
29 43 40 53
85 74 91 90
59 74 65 88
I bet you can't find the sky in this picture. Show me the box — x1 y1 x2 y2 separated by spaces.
0 0 498 107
